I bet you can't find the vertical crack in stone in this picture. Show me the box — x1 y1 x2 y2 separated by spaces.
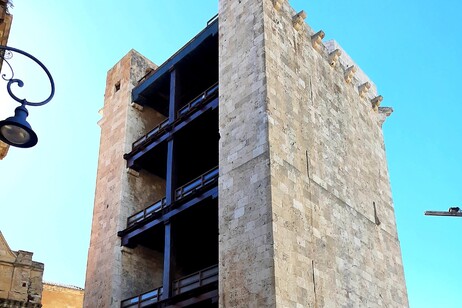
312 260 318 308
373 202 381 226
305 149 311 180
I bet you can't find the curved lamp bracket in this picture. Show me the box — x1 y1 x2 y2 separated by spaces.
0 45 55 107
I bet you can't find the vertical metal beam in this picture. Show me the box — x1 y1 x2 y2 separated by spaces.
165 139 177 205
162 221 174 300
169 68 178 124
166 68 179 205
162 68 179 301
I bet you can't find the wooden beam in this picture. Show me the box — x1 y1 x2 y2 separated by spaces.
166 289 218 307
169 69 179 124
166 139 177 205
162 221 175 300
125 98 218 169
161 68 179 301
166 67 179 204
119 187 218 246
132 19 218 104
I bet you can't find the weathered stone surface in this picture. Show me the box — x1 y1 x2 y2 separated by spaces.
86 1 408 307
0 10 12 160
218 0 275 307
218 0 408 307
0 232 44 307
83 50 165 308
41 283 84 308
0 141 9 160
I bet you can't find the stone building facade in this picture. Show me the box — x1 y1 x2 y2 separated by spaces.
84 0 408 307
42 283 84 308
0 232 44 307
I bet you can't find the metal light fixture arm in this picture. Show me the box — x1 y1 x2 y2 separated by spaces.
0 45 55 107
0 45 55 148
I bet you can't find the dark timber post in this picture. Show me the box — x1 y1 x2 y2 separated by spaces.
162 68 179 300
166 68 179 206
162 220 174 300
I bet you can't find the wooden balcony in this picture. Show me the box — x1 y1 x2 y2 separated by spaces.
121 287 163 308
172 265 218 296
125 82 219 165
121 264 218 308
125 166 218 229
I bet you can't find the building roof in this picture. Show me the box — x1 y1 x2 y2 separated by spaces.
0 230 17 261
43 282 84 291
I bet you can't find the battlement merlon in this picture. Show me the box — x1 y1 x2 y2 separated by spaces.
325 40 393 123
324 40 378 101
270 1 391 119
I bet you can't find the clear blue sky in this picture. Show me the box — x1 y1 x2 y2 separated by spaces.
0 1 460 307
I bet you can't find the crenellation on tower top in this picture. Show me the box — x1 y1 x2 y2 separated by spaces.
371 95 384 111
272 2 385 110
328 48 342 67
272 0 284 11
358 81 372 98
292 10 307 31
310 30 325 51
324 40 379 101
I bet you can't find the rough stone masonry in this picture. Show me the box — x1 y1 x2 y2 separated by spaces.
218 0 408 307
84 0 408 307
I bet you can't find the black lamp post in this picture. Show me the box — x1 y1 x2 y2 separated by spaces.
0 45 55 148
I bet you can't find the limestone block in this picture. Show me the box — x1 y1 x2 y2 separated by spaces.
344 65 357 84
42 283 84 308
328 49 342 67
371 95 383 111
0 141 9 160
311 30 325 51
272 0 284 11
292 11 307 31
219 0 408 307
358 82 371 97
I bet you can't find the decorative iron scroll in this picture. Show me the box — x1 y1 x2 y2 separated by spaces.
0 45 55 107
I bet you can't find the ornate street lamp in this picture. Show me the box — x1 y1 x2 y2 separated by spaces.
0 45 54 148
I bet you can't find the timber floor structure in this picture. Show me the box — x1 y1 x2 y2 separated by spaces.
118 17 219 308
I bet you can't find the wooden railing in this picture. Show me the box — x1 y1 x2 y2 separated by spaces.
127 197 167 227
130 82 219 152
120 265 218 308
132 118 169 150
126 166 219 228
175 167 219 200
176 82 218 119
172 264 218 296
121 286 163 308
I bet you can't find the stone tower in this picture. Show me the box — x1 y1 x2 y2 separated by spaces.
84 50 165 307
218 0 407 306
84 0 408 307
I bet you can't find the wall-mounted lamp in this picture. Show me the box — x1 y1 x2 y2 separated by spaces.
0 46 54 148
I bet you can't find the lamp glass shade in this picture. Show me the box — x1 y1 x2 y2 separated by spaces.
0 105 38 148
1 124 31 144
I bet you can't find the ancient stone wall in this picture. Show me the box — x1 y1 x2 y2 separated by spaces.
84 50 165 308
42 283 84 308
0 141 9 160
218 0 408 307
218 0 276 306
0 232 44 307
86 0 408 306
